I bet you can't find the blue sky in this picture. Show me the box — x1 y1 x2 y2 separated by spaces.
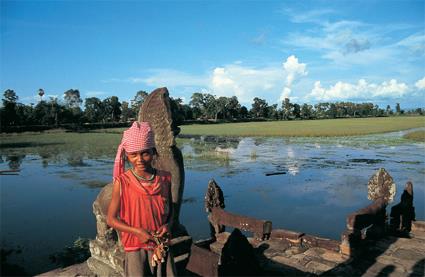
1 0 424 109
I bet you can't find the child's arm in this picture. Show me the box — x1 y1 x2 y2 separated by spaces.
157 178 174 238
107 179 153 243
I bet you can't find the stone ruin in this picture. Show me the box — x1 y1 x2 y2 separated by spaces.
342 168 397 255
87 87 187 275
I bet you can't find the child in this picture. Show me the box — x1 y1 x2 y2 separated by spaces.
107 122 176 276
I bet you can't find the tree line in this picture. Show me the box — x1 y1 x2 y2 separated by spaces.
1 89 423 131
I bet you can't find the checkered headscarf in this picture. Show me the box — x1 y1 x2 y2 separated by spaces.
113 121 155 178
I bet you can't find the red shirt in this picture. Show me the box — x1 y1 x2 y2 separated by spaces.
116 169 171 251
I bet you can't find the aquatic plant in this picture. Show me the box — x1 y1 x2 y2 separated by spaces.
49 237 90 267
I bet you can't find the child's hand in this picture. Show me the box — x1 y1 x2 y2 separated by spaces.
135 228 153 243
157 224 170 239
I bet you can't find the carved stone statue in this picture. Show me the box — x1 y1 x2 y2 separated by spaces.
390 181 416 233
87 87 186 275
138 87 186 235
367 168 396 203
205 179 226 237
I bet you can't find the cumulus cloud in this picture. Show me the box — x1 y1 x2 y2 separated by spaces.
210 64 283 103
306 79 409 101
415 76 425 90
280 55 307 101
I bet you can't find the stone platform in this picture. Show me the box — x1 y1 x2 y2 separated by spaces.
39 221 424 277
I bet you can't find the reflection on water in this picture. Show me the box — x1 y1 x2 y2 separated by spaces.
0 131 424 275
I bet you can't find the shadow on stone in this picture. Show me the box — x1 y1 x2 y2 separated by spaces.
218 228 260 276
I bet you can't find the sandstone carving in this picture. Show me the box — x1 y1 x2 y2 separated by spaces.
205 179 225 212
139 87 186 234
367 168 396 203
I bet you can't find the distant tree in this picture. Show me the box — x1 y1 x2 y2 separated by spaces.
301 103 313 119
62 89 83 123
121 101 132 122
239 106 249 119
328 103 337 118
33 101 51 125
226 96 241 119
63 89 82 108
251 97 268 118
131 90 148 118
190 92 207 118
190 92 219 119
216 96 228 120
191 106 202 119
396 103 401 115
103 96 121 122
315 102 329 118
282 98 293 120
84 97 104 123
203 94 218 119
48 97 61 126
169 97 185 125
386 105 391 115
268 104 279 120
1 89 19 126
292 103 301 119
3 89 18 104
182 104 194 120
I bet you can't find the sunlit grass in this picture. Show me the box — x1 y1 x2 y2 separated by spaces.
0 131 121 158
403 130 425 142
180 117 425 137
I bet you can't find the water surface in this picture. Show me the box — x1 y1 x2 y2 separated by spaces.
0 130 424 275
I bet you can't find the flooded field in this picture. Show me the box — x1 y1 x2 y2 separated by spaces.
1 129 424 275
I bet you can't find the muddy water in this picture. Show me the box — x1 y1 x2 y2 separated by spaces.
1 130 424 275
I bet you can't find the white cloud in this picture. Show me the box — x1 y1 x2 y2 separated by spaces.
280 55 308 101
306 79 409 101
283 55 307 86
396 33 425 56
415 76 425 90
283 15 421 70
210 64 283 103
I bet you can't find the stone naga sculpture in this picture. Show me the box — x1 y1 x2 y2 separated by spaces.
138 87 186 235
87 87 186 275
367 167 396 203
205 179 226 236
341 168 397 255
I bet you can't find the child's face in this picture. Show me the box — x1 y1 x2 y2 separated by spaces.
126 148 154 171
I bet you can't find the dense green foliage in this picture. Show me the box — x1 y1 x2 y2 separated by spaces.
1 89 424 132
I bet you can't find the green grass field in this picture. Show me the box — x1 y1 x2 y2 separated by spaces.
403 130 425 142
180 116 425 137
